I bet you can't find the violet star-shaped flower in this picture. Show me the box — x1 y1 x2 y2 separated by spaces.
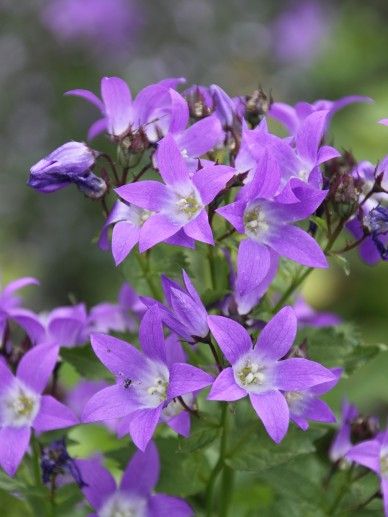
82 305 213 450
346 429 388 515
115 134 235 252
217 154 328 286
142 270 208 342
28 142 106 198
66 76 185 141
0 343 78 476
285 367 341 431
0 277 43 345
38 303 88 348
76 442 192 516
207 307 336 443
98 200 194 266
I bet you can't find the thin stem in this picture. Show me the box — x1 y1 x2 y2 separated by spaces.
217 228 236 242
330 234 367 255
205 403 230 516
327 464 354 515
349 489 380 511
132 164 151 183
30 432 42 487
208 341 223 373
207 246 217 290
272 267 313 313
135 252 160 299
99 153 120 185
177 396 199 417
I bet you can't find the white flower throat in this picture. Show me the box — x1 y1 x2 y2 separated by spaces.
244 206 269 239
234 354 268 394
99 492 146 517
1 381 40 427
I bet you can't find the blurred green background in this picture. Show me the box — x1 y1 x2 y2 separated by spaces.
0 0 387 415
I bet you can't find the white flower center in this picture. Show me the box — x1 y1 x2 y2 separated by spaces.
285 391 308 415
298 167 310 181
134 360 170 409
163 393 193 419
147 376 168 401
1 381 40 427
244 205 269 239
99 492 146 517
233 354 270 394
181 148 189 158
137 209 153 227
175 193 202 219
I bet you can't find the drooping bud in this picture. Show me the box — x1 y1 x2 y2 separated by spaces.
28 142 106 199
41 438 86 488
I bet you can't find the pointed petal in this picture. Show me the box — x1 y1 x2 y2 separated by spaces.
0 426 30 476
33 395 78 432
269 102 299 135
183 210 214 245
275 358 336 391
0 359 14 394
139 306 166 363
17 343 59 394
177 114 223 157
9 309 45 344
167 411 191 437
346 440 381 473
296 110 329 165
129 406 162 451
149 494 193 517
317 145 340 165
76 457 116 511
82 384 137 422
101 77 133 136
168 89 189 133
2 277 39 296
208 368 246 401
157 134 191 186
65 89 104 112
139 214 181 252
192 165 234 205
249 391 289 443
90 333 147 379
112 222 139 265
207 315 251 364
256 306 297 360
216 201 245 233
266 224 327 268
169 287 208 338
88 118 108 140
168 363 213 399
236 240 271 296
120 441 159 494
115 181 169 211
303 398 336 423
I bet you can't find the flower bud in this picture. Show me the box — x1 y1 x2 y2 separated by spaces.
183 85 214 119
244 87 273 127
28 142 106 198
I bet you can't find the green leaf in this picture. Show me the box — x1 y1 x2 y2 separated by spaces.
226 425 322 472
177 417 220 453
61 345 112 380
0 488 32 517
156 437 211 497
297 324 380 373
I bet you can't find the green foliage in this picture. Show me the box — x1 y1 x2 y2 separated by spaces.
61 345 113 380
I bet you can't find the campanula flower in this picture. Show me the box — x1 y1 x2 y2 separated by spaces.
293 297 341 327
38 304 88 348
82 306 212 450
329 400 359 462
66 76 185 141
0 344 78 476
76 442 192 516
207 307 336 443
115 135 235 252
28 142 106 198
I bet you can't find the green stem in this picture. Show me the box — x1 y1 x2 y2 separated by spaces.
135 252 160 299
206 403 231 516
207 246 217 290
30 433 42 487
327 464 354 515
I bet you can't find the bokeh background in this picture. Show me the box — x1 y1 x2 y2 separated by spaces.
0 0 387 413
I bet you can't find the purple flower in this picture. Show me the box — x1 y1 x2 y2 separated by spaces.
76 442 192 516
329 400 358 462
217 155 328 286
98 200 195 266
293 297 341 327
286 368 341 431
0 277 43 345
82 306 213 450
346 429 388 515
270 96 373 136
87 283 146 334
28 142 106 198
0 343 78 476
66 76 185 141
207 307 336 443
144 270 208 342
38 304 88 348
115 135 235 252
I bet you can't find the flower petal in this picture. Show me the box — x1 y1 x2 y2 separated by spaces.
65 89 105 112
183 210 214 245
129 406 163 451
115 181 169 211
157 134 191 186
82 384 138 422
112 222 140 265
275 358 336 391
33 395 78 432
149 494 193 517
139 306 166 363
346 440 381 473
255 306 297 360
120 441 159 494
101 77 133 136
236 240 271 296
192 165 234 205
207 315 252 364
249 391 289 443
16 343 59 394
76 457 116 511
216 201 245 233
208 368 246 401
139 214 181 252
168 363 213 399
177 114 223 157
0 426 30 476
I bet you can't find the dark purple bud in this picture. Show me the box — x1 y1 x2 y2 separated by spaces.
28 142 106 198
41 438 86 488
366 206 388 260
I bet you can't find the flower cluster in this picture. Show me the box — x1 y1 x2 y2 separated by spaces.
8 75 387 515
